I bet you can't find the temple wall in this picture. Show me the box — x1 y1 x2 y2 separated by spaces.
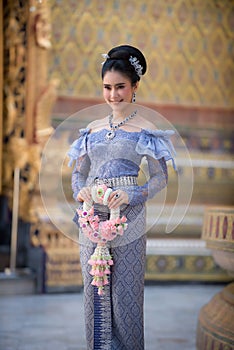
48 0 233 108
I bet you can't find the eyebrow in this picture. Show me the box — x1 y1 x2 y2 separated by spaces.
103 82 126 87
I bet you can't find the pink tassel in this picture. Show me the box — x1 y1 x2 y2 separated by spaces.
87 243 116 295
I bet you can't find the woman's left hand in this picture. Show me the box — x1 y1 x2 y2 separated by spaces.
108 190 129 209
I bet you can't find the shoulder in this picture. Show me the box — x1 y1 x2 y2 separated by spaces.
87 117 109 132
135 114 157 131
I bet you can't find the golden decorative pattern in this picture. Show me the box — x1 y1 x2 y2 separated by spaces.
202 206 234 276
46 250 82 289
31 221 83 291
2 0 57 222
2 0 39 221
196 283 234 350
49 0 234 107
145 254 231 281
3 1 28 139
202 207 234 249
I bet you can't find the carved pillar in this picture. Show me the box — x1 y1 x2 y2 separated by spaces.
2 0 58 222
25 0 58 145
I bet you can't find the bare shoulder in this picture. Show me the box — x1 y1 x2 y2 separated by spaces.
87 117 109 131
135 114 157 130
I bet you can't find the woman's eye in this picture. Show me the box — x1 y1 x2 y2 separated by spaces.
104 86 111 90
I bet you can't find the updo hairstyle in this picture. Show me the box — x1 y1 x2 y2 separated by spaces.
101 45 147 86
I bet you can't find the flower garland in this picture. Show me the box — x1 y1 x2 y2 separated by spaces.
77 184 128 295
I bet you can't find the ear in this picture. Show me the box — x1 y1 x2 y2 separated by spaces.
133 81 139 92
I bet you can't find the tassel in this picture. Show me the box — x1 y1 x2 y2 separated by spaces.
88 243 113 296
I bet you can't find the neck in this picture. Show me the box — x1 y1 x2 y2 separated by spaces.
112 113 124 122
112 105 135 121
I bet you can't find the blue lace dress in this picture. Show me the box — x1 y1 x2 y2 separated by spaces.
68 127 176 350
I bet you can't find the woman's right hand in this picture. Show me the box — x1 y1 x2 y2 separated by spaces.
77 187 92 203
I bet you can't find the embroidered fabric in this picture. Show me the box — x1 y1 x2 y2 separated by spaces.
68 127 176 247
80 234 146 349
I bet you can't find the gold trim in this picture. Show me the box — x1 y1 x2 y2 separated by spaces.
145 254 232 282
202 206 234 243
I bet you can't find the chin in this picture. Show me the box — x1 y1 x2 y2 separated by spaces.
109 101 130 112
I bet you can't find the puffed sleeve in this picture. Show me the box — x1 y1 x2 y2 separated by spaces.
67 128 91 201
127 129 176 206
136 129 176 170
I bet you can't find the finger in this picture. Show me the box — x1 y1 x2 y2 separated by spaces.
85 191 91 200
109 200 121 209
108 191 119 201
109 194 122 209
79 188 91 202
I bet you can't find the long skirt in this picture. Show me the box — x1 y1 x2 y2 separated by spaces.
79 234 147 350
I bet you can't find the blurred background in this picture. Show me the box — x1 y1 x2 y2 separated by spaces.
1 1 234 349
0 0 233 294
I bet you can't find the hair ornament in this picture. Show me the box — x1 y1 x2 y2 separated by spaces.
101 53 110 65
129 56 143 76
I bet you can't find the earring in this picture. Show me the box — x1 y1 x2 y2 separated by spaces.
132 92 136 103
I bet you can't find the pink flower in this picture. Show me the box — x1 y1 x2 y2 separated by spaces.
88 259 96 265
77 203 128 245
96 259 103 265
77 209 83 216
90 221 99 231
121 216 127 223
115 217 121 224
89 207 94 215
96 280 103 287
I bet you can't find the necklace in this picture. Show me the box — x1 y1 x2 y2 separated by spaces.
105 110 137 141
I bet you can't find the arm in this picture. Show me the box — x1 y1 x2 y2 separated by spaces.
71 154 91 202
127 156 168 206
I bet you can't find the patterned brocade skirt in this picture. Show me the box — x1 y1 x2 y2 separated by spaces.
80 234 147 350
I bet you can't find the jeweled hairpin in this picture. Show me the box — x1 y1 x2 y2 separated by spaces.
101 53 110 65
129 56 143 76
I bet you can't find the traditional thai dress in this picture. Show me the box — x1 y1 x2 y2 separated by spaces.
68 127 176 350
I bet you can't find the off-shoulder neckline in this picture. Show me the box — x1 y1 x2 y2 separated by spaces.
89 128 142 136
83 128 174 137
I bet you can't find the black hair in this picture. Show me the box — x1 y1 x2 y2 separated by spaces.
101 45 147 85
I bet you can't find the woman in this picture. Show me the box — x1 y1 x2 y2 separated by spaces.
68 45 176 350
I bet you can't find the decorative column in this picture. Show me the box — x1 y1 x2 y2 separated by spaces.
196 207 234 349
25 0 59 146
2 0 58 223
1 0 58 276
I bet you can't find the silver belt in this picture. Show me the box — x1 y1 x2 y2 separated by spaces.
94 176 137 187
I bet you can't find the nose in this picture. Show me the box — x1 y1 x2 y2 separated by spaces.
110 88 118 100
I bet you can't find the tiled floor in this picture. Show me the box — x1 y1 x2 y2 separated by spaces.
0 283 226 350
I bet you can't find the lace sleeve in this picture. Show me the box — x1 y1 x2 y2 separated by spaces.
67 128 91 201
71 154 91 201
127 156 168 206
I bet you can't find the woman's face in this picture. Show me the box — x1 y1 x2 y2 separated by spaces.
103 70 138 112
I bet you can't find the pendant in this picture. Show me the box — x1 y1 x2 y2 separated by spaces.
105 130 115 140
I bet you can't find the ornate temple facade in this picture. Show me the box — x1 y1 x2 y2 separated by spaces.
0 0 233 293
